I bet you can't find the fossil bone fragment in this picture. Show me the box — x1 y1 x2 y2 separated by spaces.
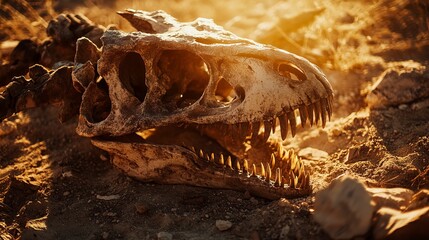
1 10 334 199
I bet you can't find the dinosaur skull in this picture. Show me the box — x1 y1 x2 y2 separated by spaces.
72 10 333 199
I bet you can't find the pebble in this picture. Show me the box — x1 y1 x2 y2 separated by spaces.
398 104 408 110
215 220 233 231
280 225 290 239
63 191 70 196
0 120 17 136
135 203 149 215
157 231 173 240
102 232 109 239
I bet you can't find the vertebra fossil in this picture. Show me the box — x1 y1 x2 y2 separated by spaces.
0 10 333 199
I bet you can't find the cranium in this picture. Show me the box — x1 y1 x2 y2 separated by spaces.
70 10 333 200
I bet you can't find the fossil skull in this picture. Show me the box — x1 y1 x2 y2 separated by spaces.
72 10 333 199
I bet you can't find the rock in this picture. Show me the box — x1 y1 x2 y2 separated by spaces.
367 65 429 109
314 176 375 239
135 203 149 215
157 231 173 240
407 189 429 211
373 206 429 240
102 232 109 239
298 147 329 161
96 194 120 200
216 220 233 231
367 187 414 210
0 120 17 136
280 225 290 239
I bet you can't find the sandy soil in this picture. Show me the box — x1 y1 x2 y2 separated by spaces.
1 0 428 239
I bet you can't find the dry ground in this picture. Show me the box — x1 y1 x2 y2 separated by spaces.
1 0 428 239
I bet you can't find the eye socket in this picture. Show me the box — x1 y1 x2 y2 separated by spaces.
277 62 307 81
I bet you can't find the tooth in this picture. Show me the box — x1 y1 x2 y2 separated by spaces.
260 163 266 178
307 104 314 126
270 153 276 168
210 153 215 161
290 171 296 188
252 164 257 177
251 121 261 141
236 160 241 171
314 101 321 125
277 144 284 159
275 168 281 187
191 147 196 153
243 160 249 174
265 163 271 182
199 150 204 158
321 98 327 128
327 96 333 120
299 105 307 128
287 111 297 137
219 154 225 165
281 176 286 187
263 121 271 142
278 114 289 140
227 156 233 169
271 117 277 134
298 168 305 188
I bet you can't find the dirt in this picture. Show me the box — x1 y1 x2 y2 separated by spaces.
1 0 428 239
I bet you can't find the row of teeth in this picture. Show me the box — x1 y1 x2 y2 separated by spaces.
190 146 310 189
202 96 333 142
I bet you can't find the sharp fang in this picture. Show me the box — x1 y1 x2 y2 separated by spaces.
307 104 314 126
236 160 241 171
251 121 261 141
210 153 215 162
271 117 277 134
263 121 271 142
243 160 249 174
227 156 233 169
199 150 204 158
278 114 289 140
270 153 276 168
287 111 297 137
314 101 321 125
260 163 266 178
265 163 271 183
327 96 333 120
275 168 281 187
252 164 257 177
219 154 225 165
299 105 307 128
191 147 196 153
321 98 327 128
290 171 296 188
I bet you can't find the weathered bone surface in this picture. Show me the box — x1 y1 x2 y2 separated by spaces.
72 10 333 199
1 10 334 199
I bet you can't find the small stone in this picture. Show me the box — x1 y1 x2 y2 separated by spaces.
135 203 149 215
63 191 70 196
102 232 109 239
398 104 408 110
0 120 17 136
331 128 342 137
299 147 329 161
215 220 233 231
157 231 173 240
99 154 108 161
280 225 290 239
